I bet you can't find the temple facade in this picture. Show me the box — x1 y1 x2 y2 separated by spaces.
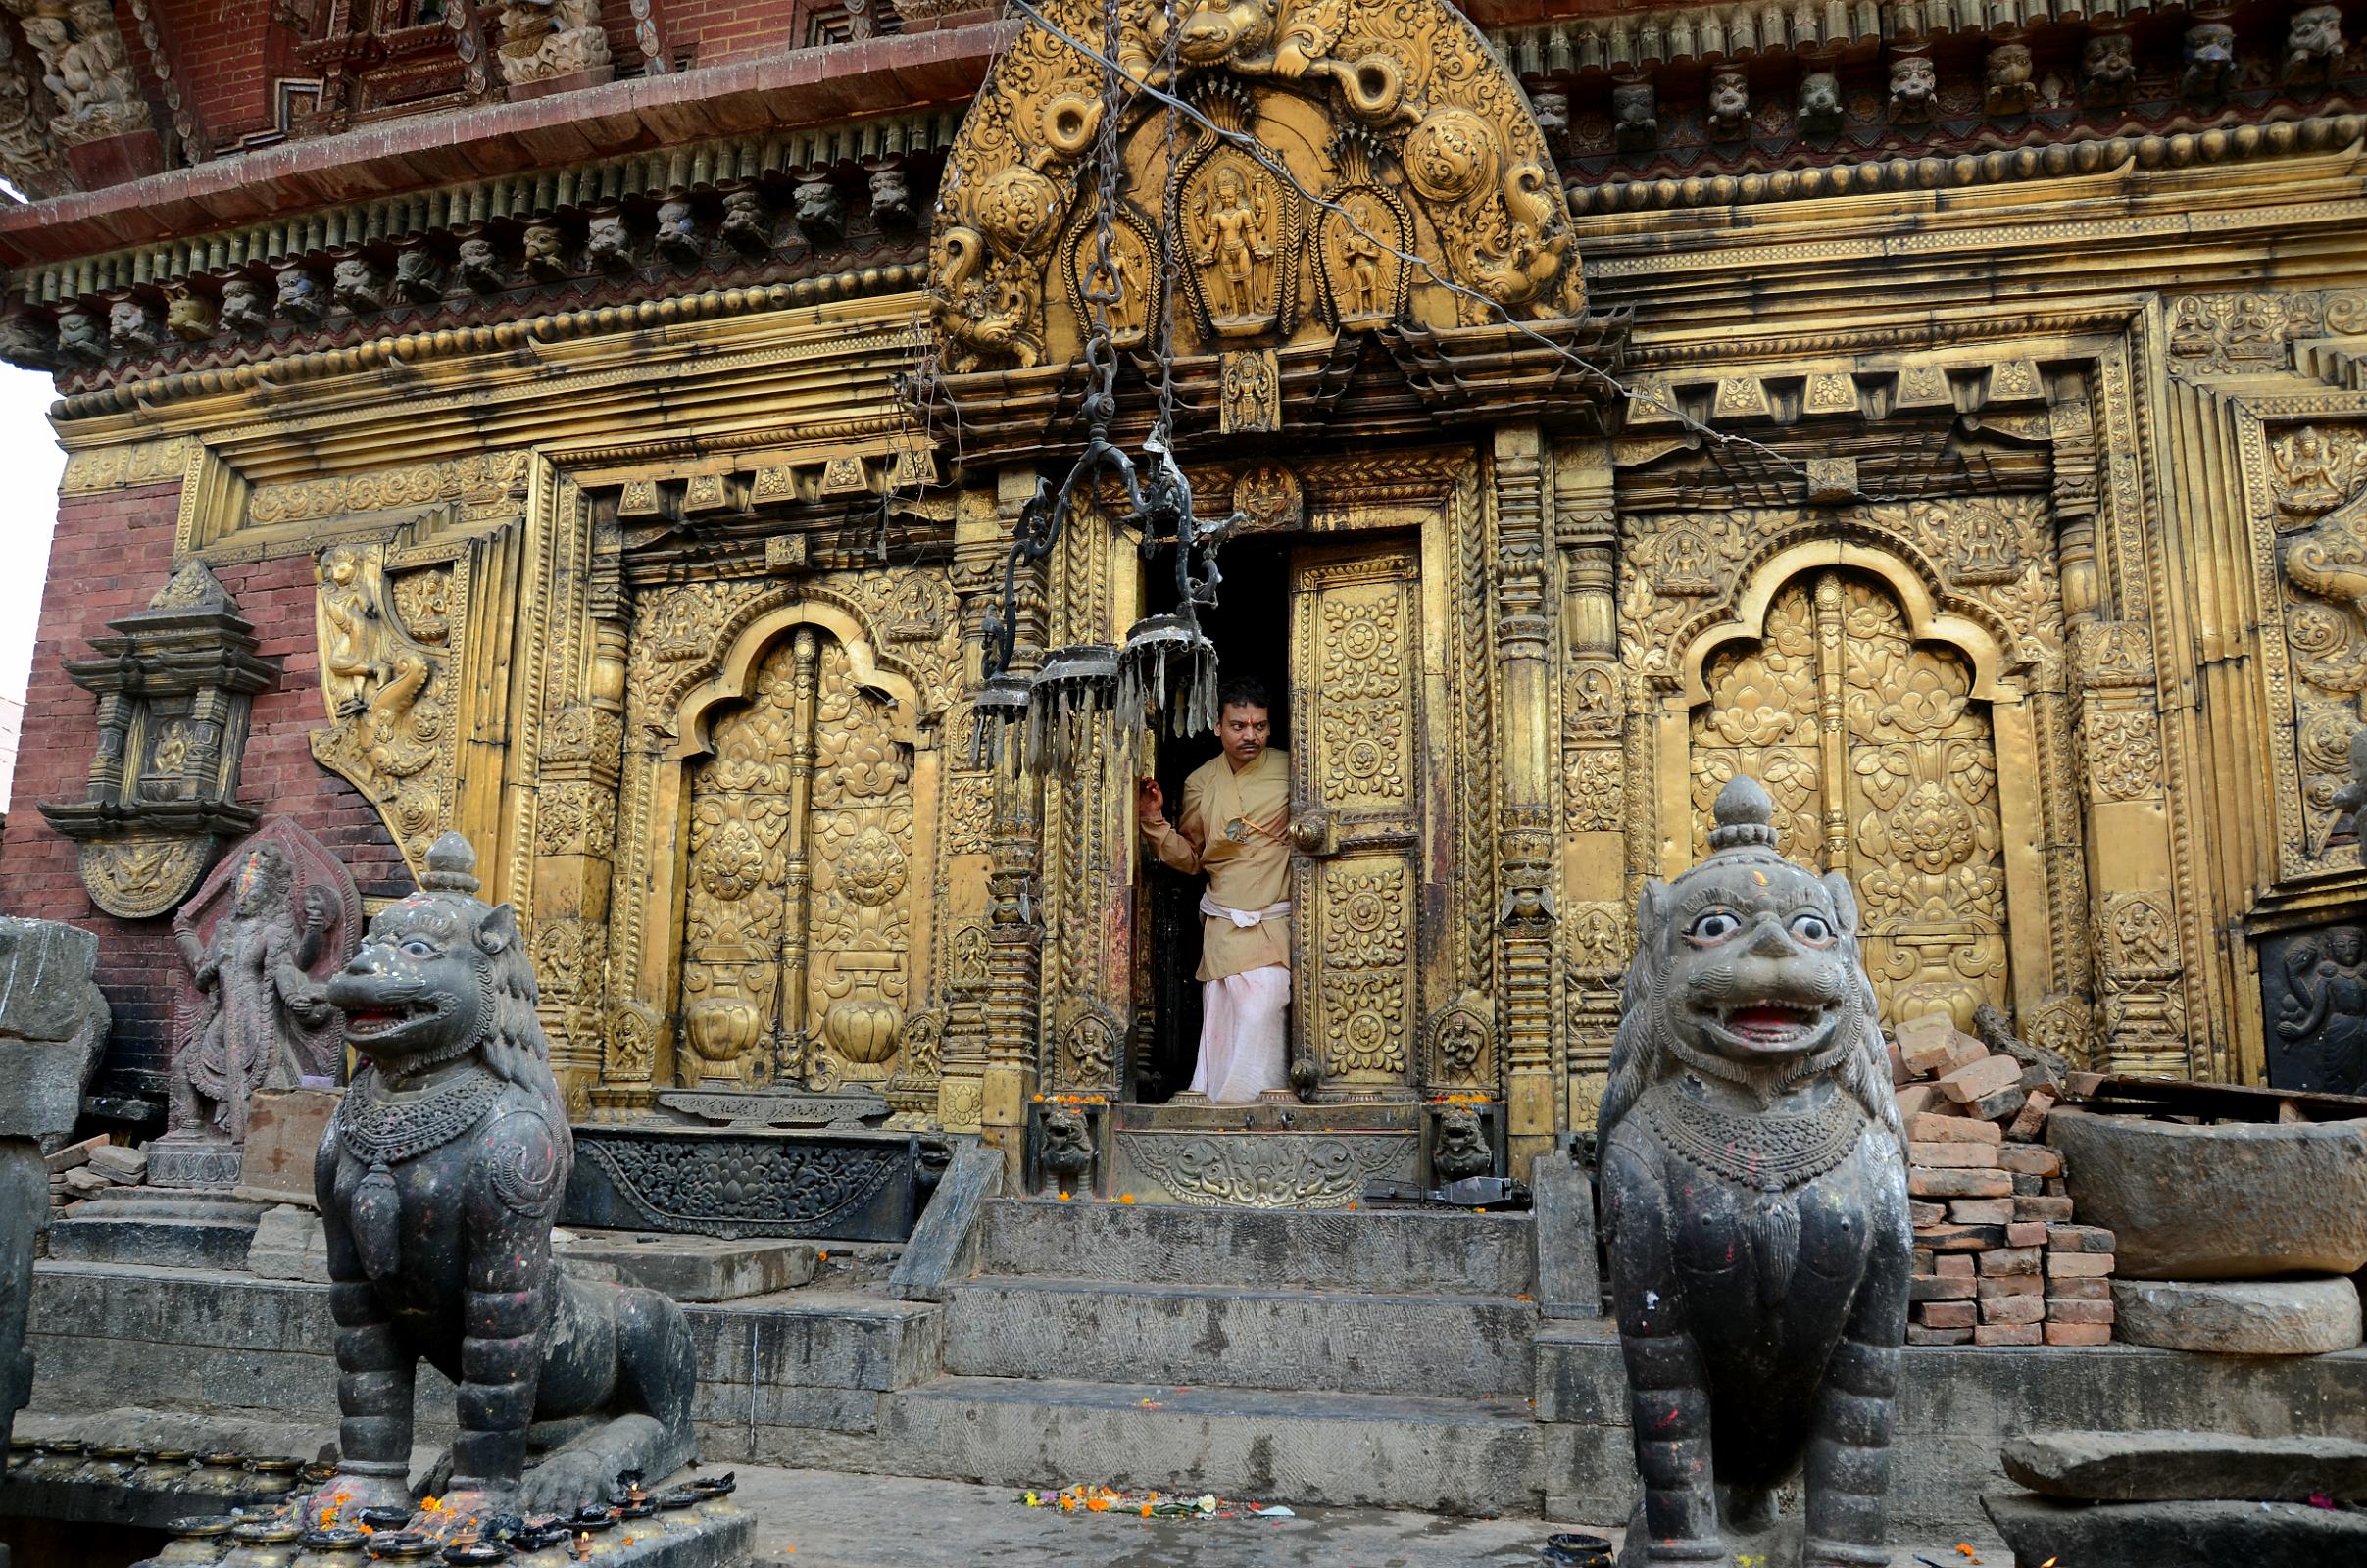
1 0 2364 1203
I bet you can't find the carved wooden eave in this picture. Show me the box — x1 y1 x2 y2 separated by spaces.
38 561 279 918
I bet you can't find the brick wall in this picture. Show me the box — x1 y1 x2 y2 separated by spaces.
156 0 277 150
0 483 402 1101
668 0 809 66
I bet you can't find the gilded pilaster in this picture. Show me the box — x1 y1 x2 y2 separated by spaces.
981 466 1048 1183
1493 422 1558 1167
1555 437 1623 1127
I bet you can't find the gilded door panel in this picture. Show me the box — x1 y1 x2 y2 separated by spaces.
1691 570 2010 1030
1293 546 1423 1090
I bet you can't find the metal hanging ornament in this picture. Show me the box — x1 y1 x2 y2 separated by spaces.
968 0 1234 775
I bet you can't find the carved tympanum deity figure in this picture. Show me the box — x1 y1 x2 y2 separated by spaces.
303 834 697 1523
1888 53 1938 123
167 843 336 1148
1599 776 1911 1568
2286 3 2345 85
1192 165 1272 319
318 544 429 721
1706 70 1751 139
1797 70 1843 134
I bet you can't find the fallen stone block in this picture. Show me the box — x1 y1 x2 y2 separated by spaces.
1984 1491 2367 1567
2112 1277 2361 1355
2049 1109 2367 1278
86 1146 146 1184
2000 1429 2367 1503
244 1203 331 1285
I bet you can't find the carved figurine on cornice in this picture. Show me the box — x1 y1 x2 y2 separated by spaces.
718 189 775 256
2182 20 2238 102
930 0 1586 377
105 295 156 355
2082 31 2137 107
522 221 569 282
584 210 634 274
1528 85 1568 151
217 278 267 336
1797 68 1843 135
455 234 511 293
491 0 613 87
654 198 702 264
331 254 387 314
52 304 101 366
1705 70 1750 141
7 0 146 147
274 262 324 322
1888 51 1938 125
393 245 445 304
793 172 845 246
165 288 216 342
1985 42 2037 117
1611 79 1655 152
866 160 914 228
0 309 56 370
2285 4 2345 87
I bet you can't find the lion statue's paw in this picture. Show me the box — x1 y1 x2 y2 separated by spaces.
519 1447 622 1516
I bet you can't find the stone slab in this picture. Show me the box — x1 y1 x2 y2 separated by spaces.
45 1189 271 1269
2048 1109 2367 1278
975 1198 1534 1296
2000 1429 2367 1502
233 1089 341 1206
1983 1492 2367 1568
888 1141 1002 1302
2112 1277 2364 1355
145 1138 245 1191
942 1276 1537 1397
1531 1150 1600 1320
1109 1124 1418 1210
557 1230 818 1301
564 1125 925 1242
244 1202 332 1284
881 1375 1542 1515
0 917 107 1152
1535 1320 2367 1539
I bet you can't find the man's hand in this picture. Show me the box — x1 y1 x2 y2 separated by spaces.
1137 778 1166 828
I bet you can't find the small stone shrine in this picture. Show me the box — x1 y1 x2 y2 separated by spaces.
1598 777 1911 1568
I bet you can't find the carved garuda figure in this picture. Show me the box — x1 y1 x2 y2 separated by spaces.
1598 776 1910 1568
307 834 696 1520
168 842 335 1147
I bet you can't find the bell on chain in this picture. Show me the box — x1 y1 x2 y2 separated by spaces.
1026 642 1122 774
968 669 1034 769
1116 612 1219 740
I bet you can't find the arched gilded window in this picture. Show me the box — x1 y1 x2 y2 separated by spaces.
1690 568 2010 1030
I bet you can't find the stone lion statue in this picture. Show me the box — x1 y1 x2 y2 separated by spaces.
1598 776 1910 1568
306 833 696 1522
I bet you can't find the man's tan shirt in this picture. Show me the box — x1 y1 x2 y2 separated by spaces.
1143 746 1292 983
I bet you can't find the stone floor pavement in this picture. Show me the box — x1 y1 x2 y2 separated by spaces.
728 1467 1993 1567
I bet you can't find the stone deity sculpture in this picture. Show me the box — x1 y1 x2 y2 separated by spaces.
1599 777 1911 1567
165 842 337 1159
306 834 696 1520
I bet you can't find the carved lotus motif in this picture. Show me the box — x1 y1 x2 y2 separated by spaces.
698 819 769 901
683 997 764 1065
835 826 908 906
824 998 902 1065
1885 780 1977 873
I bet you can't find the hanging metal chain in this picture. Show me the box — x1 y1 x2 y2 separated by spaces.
1075 0 1127 434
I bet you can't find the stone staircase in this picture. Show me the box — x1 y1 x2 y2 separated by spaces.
880 1199 1546 1513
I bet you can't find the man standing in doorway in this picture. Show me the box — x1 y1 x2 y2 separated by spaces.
1137 678 1293 1102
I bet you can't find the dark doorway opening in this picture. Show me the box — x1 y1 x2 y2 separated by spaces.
1135 535 1293 1102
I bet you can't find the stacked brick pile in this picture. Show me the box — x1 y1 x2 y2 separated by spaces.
42 1135 144 1215
1891 1012 2117 1347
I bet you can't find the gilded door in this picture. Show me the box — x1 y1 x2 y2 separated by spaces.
1690 569 2010 1030
679 628 918 1089
1290 544 1431 1095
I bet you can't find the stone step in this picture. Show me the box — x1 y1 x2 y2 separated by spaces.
879 1375 1541 1515
975 1198 1536 1295
943 1275 1537 1397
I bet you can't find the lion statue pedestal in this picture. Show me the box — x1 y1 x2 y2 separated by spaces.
303 832 700 1524
1598 777 1912 1568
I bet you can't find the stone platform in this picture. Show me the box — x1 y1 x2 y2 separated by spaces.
21 1200 2367 1541
563 1125 935 1242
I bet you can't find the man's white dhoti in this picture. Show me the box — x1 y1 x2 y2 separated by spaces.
1191 964 1290 1103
